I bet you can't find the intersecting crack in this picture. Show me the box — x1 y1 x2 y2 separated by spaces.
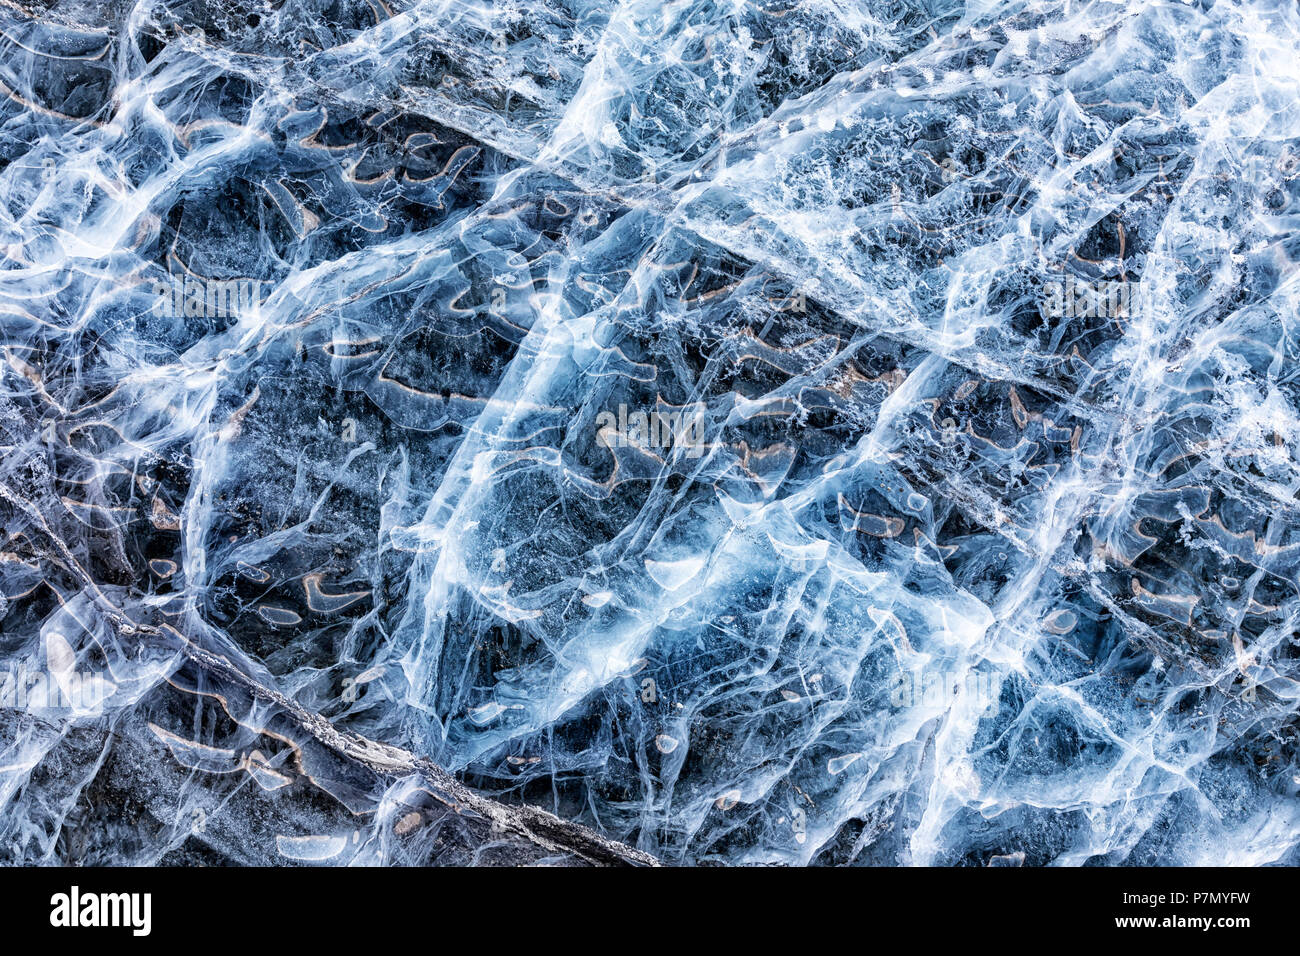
0 477 658 867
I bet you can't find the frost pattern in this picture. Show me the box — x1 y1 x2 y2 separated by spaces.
1 0 1300 865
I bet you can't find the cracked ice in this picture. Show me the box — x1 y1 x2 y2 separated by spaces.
1 0 1300 865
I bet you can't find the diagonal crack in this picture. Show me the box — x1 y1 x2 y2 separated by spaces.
0 477 660 867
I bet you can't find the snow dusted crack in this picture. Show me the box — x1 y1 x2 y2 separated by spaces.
0 477 657 865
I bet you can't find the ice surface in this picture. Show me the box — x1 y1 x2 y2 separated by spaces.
1 0 1300 865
